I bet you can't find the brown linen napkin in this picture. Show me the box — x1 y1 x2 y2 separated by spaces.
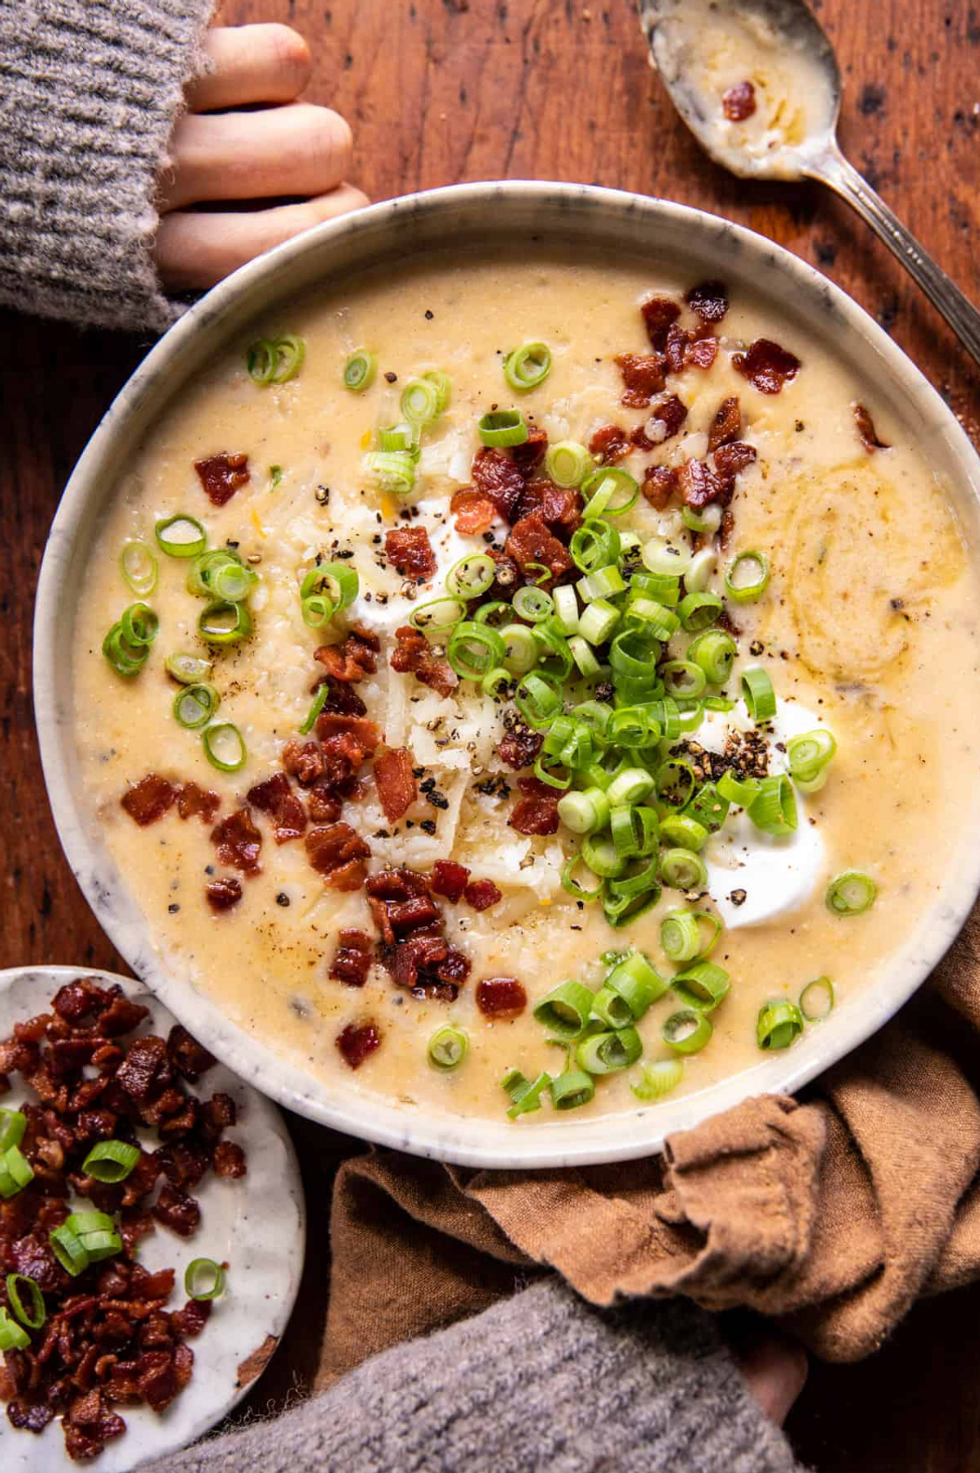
317 909 980 1383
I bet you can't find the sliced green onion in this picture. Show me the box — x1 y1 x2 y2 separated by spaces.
630 570 680 606
0 1145 33 1199
533 980 595 1040
561 853 605 902
566 636 599 678
726 550 771 603
788 729 837 788
606 766 655 806
550 1069 595 1110
591 985 633 1030
500 623 539 675
602 887 660 930
173 682 219 730
800 976 835 1021
826 870 877 917
581 834 627 879
203 722 247 773
502 1068 552 1119
546 440 593 487
576 1027 642 1075
661 660 707 699
552 584 579 635
343 349 377 392
482 666 512 698
400 376 442 425
446 553 496 600
757 999 804 1050
49 1224 89 1276
661 910 701 964
119 602 157 649
302 595 334 629
557 787 610 835
581 468 638 518
6 1273 45 1329
570 518 620 573
688 629 737 685
681 503 723 534
270 333 305 384
503 341 552 392
187 549 242 600
660 847 708 891
684 781 730 833
578 599 621 646
120 540 158 596
642 537 692 578
478 409 528 447
631 1058 684 1101
0 1110 26 1153
410 597 466 634
655 759 696 810
301 563 359 610
247 338 277 385
378 422 420 456
427 1025 469 1070
299 684 329 736
365 450 416 496
165 651 212 685
663 1008 712 1055
677 592 723 632
749 774 797 836
685 547 717 595
424 369 453 414
156 514 207 559
627 597 680 641
185 1257 227 1301
578 566 627 604
198 600 253 646
0 1308 30 1350
660 813 709 852
82 1139 141 1183
512 584 554 623
515 670 563 728
742 667 776 722
672 960 730 1013
447 621 505 680
605 951 668 1018
717 770 760 807
607 854 661 901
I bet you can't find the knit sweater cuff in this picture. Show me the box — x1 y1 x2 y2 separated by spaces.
0 0 215 334
142 1279 805 1473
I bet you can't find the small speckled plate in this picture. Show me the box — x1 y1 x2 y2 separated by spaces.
0 966 305 1473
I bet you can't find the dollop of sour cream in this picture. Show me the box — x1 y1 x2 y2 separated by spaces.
699 699 827 929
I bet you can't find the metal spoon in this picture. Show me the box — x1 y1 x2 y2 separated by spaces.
638 0 980 367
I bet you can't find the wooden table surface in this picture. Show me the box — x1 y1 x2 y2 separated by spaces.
4 0 980 1466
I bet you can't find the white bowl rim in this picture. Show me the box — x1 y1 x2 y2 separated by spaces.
33 179 980 1169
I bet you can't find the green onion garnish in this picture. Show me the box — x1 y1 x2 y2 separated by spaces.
717 770 760 807
677 592 722 632
502 1068 552 1118
410 597 467 634
631 1058 684 1101
301 563 360 610
447 621 506 680
662 1008 712 1055
748 774 797 836
545 440 593 488
120 602 158 648
581 467 638 518
478 409 529 448
446 553 496 599
82 1139 142 1183
642 536 692 577
604 951 667 1019
401 376 443 425
302 594 335 628
660 659 707 699
299 684 329 736
270 334 305 384
6 1273 45 1329
756 999 804 1050
659 814 708 852
102 622 149 677
741 667 776 722
0 1308 29 1350
787 729 837 792
427 1025 469 1071
659 847 708 892
0 1145 34 1199
532 980 594 1040
560 854 604 902
576 1027 642 1075
185 1257 226 1301
156 514 207 559
424 370 453 414
165 651 213 685
0 1110 26 1153
503 340 552 392
173 683 220 730
826 870 877 917
247 338 277 385
343 349 377 392
119 539 158 596
49 1223 89 1276
198 600 253 646
203 722 247 773
681 503 723 535
800 976 835 1020
655 759 696 810
661 909 702 964
570 518 620 573
672 960 730 1013
365 450 416 496
687 628 737 685
55 1211 121 1264
512 584 554 623
685 548 718 594
725 550 771 603
550 1069 595 1110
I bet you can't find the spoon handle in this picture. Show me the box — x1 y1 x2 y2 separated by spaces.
808 148 980 368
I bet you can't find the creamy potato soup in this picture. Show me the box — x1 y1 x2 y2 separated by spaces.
72 248 980 1125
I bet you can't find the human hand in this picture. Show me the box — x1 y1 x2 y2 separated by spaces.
154 24 368 292
737 1331 808 1426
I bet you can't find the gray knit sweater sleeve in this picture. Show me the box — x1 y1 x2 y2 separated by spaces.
140 1280 806 1473
0 0 214 333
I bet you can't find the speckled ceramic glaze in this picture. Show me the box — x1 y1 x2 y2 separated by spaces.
33 183 980 1169
0 967 304 1472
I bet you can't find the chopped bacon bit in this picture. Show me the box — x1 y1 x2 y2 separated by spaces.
733 338 801 394
665 322 719 374
450 488 497 535
508 775 561 836
305 822 370 889
505 512 573 584
390 624 458 698
329 929 373 987
464 879 502 911
385 526 437 582
588 423 631 464
476 977 527 1017
630 394 688 451
642 464 680 510
212 1141 246 1179
685 280 729 322
315 713 381 754
336 1022 381 1070
366 867 431 900
282 739 325 786
496 724 544 770
313 629 378 683
615 352 667 408
205 876 242 912
677 442 757 511
374 747 417 823
713 441 758 481
722 80 756 121
472 445 526 521
315 677 368 717
514 479 583 539
121 775 177 827
246 772 307 844
153 1183 201 1237
193 452 250 507
854 402 890 451
707 394 742 452
369 866 472 998
686 333 719 370
167 1026 216 1083
436 949 471 985
176 783 221 824
307 783 343 823
211 808 262 875
431 859 471 902
387 896 441 931
641 296 682 351
510 425 549 475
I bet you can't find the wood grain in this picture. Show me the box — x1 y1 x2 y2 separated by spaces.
2 1 979 1466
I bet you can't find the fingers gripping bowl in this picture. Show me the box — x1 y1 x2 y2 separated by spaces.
35 184 980 1168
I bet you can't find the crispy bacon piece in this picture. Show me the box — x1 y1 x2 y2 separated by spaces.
514 479 583 539
450 488 497 535
510 425 549 475
314 628 378 683
305 822 370 889
121 775 176 827
722 81 756 121
385 526 437 582
707 394 742 452
316 677 368 717
733 338 801 394
390 625 458 698
641 296 682 351
329 929 373 987
374 747 417 823
176 783 220 824
509 775 561 836
193 452 249 507
211 808 262 874
307 783 343 823
588 423 631 464
685 280 729 322
315 714 381 754
115 1034 172 1105
431 859 471 903
686 333 719 370
664 321 719 374
476 977 527 1017
496 724 544 770
471 446 526 521
713 441 758 481
387 896 441 931
212 1141 246 1178
615 352 667 408
282 739 325 786
464 879 502 911
205 877 242 912
153 1184 201 1237
642 464 679 510
366 868 431 901
854 402 890 451
336 1021 381 1070
505 512 573 584
167 1026 215 1083
630 394 688 450
246 772 307 844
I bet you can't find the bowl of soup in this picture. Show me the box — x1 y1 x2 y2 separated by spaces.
35 182 980 1167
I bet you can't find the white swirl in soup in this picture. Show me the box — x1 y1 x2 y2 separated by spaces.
71 250 980 1124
